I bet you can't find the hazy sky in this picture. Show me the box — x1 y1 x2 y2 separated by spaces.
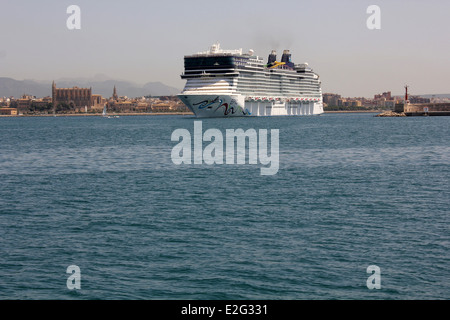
1 0 449 97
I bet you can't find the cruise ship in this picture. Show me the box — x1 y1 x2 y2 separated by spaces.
178 43 323 117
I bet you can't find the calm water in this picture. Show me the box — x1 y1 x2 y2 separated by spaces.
0 113 449 300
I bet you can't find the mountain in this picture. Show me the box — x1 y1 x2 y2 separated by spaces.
0 77 181 98
419 94 450 99
0 78 49 98
392 93 450 99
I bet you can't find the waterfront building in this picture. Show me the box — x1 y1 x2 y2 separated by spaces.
0 107 18 115
374 91 392 101
17 98 32 113
323 93 341 107
151 102 172 112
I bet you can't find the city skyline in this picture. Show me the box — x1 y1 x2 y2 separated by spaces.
1 0 449 97
4 75 447 101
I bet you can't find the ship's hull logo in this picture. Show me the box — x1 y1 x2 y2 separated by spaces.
192 96 251 116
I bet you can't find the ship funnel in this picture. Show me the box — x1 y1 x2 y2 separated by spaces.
281 50 294 68
281 50 291 64
267 50 277 64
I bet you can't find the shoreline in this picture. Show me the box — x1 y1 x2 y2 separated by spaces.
1 110 386 117
0 112 195 117
323 110 382 113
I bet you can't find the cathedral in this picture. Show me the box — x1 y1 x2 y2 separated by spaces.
52 82 104 112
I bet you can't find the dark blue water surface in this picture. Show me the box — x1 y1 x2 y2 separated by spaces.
0 113 448 299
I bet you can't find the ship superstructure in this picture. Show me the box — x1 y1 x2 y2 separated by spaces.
178 43 323 117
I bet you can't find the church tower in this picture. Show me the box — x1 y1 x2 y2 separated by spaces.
113 85 118 100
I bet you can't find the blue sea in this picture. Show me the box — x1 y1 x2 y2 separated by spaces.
0 113 449 300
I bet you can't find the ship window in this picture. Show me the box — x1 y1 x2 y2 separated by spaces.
185 56 235 69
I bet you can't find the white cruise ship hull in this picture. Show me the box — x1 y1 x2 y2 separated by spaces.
178 94 324 118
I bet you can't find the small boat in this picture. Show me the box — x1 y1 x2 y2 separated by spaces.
102 105 117 118
102 105 108 117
